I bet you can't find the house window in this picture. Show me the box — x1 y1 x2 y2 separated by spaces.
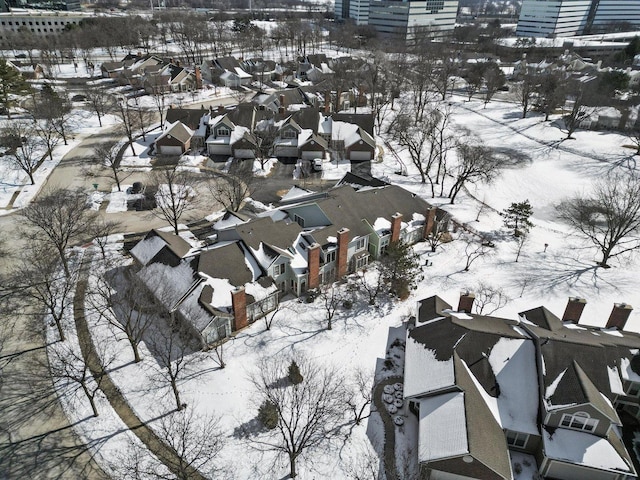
560 412 598 432
626 382 640 397
217 126 230 136
282 128 297 139
506 431 529 449
356 237 366 251
356 255 369 270
380 238 390 255
325 250 336 264
273 263 284 276
293 214 305 228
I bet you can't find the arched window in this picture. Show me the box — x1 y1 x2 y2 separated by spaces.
560 411 598 432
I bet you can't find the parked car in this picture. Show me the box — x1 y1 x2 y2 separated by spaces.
312 158 323 171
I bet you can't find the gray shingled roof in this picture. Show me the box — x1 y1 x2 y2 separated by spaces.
235 216 302 251
194 242 254 288
153 229 192 259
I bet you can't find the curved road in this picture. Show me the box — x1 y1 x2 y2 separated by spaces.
0 96 235 478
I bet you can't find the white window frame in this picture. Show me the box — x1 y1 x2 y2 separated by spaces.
282 128 297 139
560 412 598 433
273 263 284 276
356 237 366 251
355 254 369 270
626 382 640 397
217 126 230 136
506 430 529 449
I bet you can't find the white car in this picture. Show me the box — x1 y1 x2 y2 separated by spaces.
312 158 323 171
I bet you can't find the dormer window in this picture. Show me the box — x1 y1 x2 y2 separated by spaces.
560 412 598 433
356 237 366 250
282 128 297 139
217 126 230 136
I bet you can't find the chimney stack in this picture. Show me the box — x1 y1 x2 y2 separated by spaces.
195 66 202 90
337 228 350 279
606 303 633 330
458 291 475 313
279 93 286 109
563 297 587 324
231 287 248 331
307 243 320 290
423 207 437 240
217 105 225 114
391 213 402 243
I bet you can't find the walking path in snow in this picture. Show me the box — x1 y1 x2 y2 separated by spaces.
372 375 404 480
73 251 209 480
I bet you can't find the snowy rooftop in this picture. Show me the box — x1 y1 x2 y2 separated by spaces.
418 392 468 463
543 428 634 474
404 330 455 398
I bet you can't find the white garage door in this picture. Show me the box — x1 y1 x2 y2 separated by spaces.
275 146 298 157
545 460 618 480
208 145 232 156
350 150 372 161
234 149 255 159
301 150 323 160
159 145 183 155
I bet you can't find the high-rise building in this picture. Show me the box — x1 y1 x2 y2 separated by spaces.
516 0 640 37
335 0 459 42
335 0 370 25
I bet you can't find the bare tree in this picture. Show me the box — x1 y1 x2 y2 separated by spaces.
562 81 598 140
462 236 492 272
344 437 380 480
483 62 506 107
150 327 201 411
388 112 438 186
112 96 141 156
513 73 536 119
448 143 505 204
88 217 122 261
253 124 279 170
425 213 451 253
47 338 115 417
1 120 43 185
34 117 60 162
15 244 76 342
346 367 373 426
151 166 198 235
514 231 529 263
206 168 254 212
356 265 386 306
20 188 97 276
558 174 640 267
88 270 155 363
83 85 112 128
248 355 347 478
31 84 72 146
473 283 510 315
155 409 225 480
318 283 343 330
94 141 124 192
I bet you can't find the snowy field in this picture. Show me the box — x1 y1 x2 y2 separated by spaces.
46 91 640 480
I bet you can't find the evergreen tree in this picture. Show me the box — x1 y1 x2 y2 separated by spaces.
502 200 534 236
0 60 31 119
379 241 422 300
288 360 303 385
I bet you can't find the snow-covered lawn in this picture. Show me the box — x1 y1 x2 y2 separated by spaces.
46 93 640 479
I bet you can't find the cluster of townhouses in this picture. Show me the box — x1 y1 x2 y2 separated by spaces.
157 100 376 161
405 293 640 480
130 176 440 348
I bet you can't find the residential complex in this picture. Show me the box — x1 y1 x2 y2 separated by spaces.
516 0 640 38
405 293 640 479
336 0 459 41
131 179 441 348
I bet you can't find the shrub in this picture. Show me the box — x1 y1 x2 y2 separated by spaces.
288 360 303 384
258 400 278 429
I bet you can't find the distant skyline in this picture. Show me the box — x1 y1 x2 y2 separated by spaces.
517 0 640 37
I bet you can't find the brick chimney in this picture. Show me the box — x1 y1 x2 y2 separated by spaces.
324 91 331 113
423 207 437 240
391 213 402 243
337 228 350 279
194 66 202 90
231 287 248 331
279 93 286 109
606 303 633 330
307 243 320 289
217 105 225 114
458 291 475 313
562 297 587 324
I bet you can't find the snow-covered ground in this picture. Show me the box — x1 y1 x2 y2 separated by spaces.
33 84 640 478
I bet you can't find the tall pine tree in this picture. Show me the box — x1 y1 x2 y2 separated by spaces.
502 200 534 236
0 60 31 119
